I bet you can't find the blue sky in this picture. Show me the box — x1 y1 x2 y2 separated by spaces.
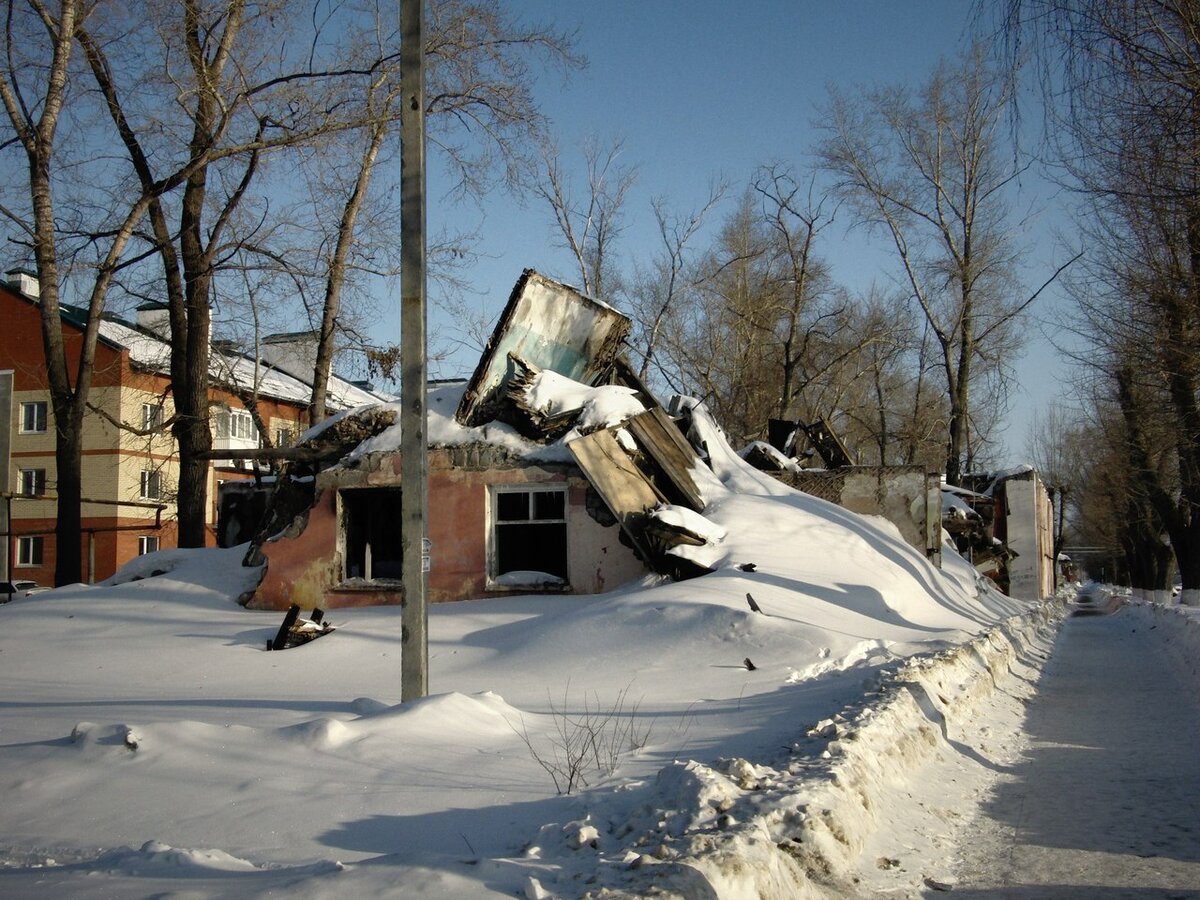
405 1 1077 464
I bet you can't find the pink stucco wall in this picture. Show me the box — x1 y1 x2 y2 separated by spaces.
250 449 647 610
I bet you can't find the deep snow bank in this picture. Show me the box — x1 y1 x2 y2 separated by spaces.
546 599 1067 899
1132 601 1200 692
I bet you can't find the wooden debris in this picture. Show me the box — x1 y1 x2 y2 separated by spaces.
267 604 335 650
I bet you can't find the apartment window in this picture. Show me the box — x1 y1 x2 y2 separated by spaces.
275 427 294 448
341 488 403 581
138 536 160 556
142 403 164 431
19 468 46 497
17 536 43 567
215 407 258 442
490 485 568 585
140 469 162 500
19 401 47 434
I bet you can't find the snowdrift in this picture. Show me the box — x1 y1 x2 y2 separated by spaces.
0 407 1060 898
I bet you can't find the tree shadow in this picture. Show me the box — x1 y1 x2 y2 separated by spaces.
953 617 1200 896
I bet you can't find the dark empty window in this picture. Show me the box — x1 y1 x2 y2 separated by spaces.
342 488 403 581
491 485 568 584
140 469 162 500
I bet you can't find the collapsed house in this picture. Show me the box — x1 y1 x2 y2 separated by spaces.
935 468 1057 600
237 270 722 611
744 417 1056 599
741 418 943 567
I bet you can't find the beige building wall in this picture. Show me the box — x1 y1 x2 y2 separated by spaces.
10 387 57 521
111 386 179 522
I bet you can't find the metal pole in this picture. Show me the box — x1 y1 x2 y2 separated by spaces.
399 0 428 701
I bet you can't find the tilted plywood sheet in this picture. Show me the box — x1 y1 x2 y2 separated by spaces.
457 269 631 427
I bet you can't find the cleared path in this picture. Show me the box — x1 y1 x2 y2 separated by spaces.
944 606 1200 899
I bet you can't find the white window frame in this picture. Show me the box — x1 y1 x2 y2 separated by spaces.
141 402 164 432
487 483 569 588
140 469 162 500
216 407 255 439
17 535 43 567
138 535 160 555
230 409 256 441
275 426 294 448
19 468 46 497
19 400 47 434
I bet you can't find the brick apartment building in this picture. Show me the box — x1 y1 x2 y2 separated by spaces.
0 269 384 586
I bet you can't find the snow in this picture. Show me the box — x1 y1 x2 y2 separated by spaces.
737 440 801 473
939 601 1200 896
651 504 727 544
345 383 549 460
521 369 643 431
5 398 1178 897
941 490 979 520
97 318 384 412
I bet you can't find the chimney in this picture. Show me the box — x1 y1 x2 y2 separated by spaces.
6 268 39 299
261 331 319 383
136 302 171 338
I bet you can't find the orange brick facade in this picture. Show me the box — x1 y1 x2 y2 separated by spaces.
2 281 311 586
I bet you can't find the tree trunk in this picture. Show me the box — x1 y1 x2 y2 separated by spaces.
172 157 214 547
311 116 388 424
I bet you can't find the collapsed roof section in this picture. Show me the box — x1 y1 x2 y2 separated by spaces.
450 268 721 576
456 269 633 434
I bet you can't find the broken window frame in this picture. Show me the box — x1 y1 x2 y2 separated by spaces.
487 483 569 590
339 487 405 584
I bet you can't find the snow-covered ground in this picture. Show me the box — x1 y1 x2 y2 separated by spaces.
0 419 1065 898
939 600 1200 898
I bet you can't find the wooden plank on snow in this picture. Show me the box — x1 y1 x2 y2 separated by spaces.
568 429 662 561
624 408 706 511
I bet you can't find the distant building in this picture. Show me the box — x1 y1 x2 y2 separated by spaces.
0 269 385 586
956 466 1056 600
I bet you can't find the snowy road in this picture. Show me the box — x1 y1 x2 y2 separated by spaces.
945 605 1200 898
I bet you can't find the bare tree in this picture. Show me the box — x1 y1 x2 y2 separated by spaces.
530 135 637 299
655 178 868 449
2 0 580 554
819 43 1076 485
627 182 727 383
0 0 157 583
1003 0 1200 602
300 0 579 421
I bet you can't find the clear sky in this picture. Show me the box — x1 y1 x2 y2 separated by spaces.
404 1 1078 465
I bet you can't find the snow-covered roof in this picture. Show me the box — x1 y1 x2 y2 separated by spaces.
95 317 387 413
